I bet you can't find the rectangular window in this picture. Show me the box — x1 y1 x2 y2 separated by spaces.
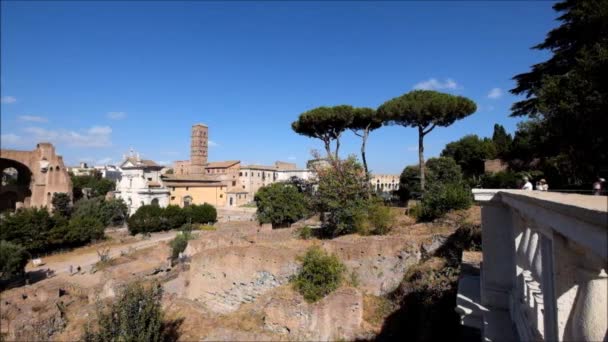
232 181 236 186
186 187 189 190
147 177 152 181
239 172 242 176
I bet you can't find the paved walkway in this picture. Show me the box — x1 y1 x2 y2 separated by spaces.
26 230 178 276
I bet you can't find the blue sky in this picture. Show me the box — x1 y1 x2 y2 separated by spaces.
1 1 557 173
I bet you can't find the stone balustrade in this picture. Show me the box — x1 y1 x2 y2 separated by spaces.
473 190 607 341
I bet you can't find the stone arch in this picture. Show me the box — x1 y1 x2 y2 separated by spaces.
0 158 33 211
151 198 159 206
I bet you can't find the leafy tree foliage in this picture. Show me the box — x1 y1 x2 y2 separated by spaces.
314 156 369 236
378 90 477 190
511 0 608 182
83 282 175 342
0 207 105 254
347 107 385 179
72 197 128 227
0 240 30 280
71 173 116 201
128 204 216 235
291 105 355 159
491 124 513 159
255 183 310 228
293 246 346 302
399 157 464 202
441 135 497 178
412 182 472 222
51 192 72 217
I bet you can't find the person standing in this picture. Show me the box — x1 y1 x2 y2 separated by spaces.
538 179 549 191
593 178 605 195
522 176 533 190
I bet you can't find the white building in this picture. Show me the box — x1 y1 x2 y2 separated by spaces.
94 165 122 182
115 155 170 215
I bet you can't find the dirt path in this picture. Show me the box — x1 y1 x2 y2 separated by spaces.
26 230 178 276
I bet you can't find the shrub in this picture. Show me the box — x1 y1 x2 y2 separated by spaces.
0 240 30 280
169 233 190 261
415 182 472 222
51 192 72 217
71 174 116 201
83 282 172 342
297 226 313 240
187 204 217 224
255 183 310 228
164 205 186 229
364 200 395 235
127 205 165 235
293 246 346 302
66 216 105 244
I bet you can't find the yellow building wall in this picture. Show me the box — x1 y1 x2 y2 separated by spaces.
169 185 226 208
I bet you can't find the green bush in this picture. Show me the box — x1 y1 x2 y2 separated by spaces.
187 204 217 224
0 208 56 253
72 197 128 227
66 216 105 244
164 205 186 229
0 240 30 280
127 205 165 235
83 282 173 342
364 200 395 235
414 182 472 222
399 157 463 202
71 173 116 201
293 246 346 302
255 183 309 228
298 226 313 240
51 192 72 217
169 232 190 261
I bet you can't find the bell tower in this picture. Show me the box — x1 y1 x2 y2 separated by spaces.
190 124 208 175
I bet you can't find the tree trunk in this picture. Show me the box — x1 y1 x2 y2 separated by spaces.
418 126 426 191
335 136 341 160
361 129 369 181
324 139 332 159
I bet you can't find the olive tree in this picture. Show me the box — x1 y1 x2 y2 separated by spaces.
378 90 476 190
291 105 354 159
348 107 384 180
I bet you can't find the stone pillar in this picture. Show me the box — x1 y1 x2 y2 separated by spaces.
565 252 608 342
481 203 514 309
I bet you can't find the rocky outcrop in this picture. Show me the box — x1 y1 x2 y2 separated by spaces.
184 245 303 314
263 287 364 341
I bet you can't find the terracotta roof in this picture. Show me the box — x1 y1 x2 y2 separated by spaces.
204 160 240 168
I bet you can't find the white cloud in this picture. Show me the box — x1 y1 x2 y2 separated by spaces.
487 88 502 99
18 115 48 123
23 125 113 148
413 78 459 91
107 111 126 120
1 96 17 104
1 133 21 145
288 156 296 161
208 140 218 147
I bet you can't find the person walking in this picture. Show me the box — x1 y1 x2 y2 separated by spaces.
522 176 533 190
593 178 605 195
538 179 549 191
